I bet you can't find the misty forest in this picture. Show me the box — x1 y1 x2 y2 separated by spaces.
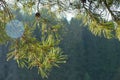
0 0 120 80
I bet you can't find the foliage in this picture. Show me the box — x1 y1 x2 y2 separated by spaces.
2 0 120 39
5 0 119 40
1 0 120 39
0 1 67 78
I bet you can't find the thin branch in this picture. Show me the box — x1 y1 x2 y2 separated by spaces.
37 0 40 12
103 0 117 20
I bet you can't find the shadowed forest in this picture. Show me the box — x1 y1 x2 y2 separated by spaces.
1 18 120 80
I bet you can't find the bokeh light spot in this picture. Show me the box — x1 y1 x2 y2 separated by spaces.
5 20 24 39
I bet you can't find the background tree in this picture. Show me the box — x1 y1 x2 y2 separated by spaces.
48 18 120 80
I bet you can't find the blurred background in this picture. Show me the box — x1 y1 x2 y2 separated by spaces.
0 18 120 80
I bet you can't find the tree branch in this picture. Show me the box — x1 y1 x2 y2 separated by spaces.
103 0 117 20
